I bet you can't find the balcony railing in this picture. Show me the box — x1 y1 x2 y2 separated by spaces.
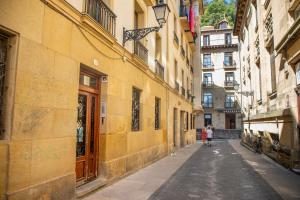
179 5 188 18
181 87 186 97
223 60 236 68
224 80 235 87
203 62 214 68
225 101 235 108
134 41 148 64
203 101 213 108
155 60 164 80
264 12 273 42
202 81 214 87
202 38 238 47
175 81 180 92
85 0 117 36
174 32 179 46
180 46 185 58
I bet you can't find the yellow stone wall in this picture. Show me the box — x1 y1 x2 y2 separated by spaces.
0 0 199 198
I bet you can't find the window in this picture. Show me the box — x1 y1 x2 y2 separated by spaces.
186 112 189 130
175 60 178 81
132 87 141 131
155 33 162 62
203 35 210 46
219 21 228 29
258 64 262 100
182 70 184 87
224 52 233 66
270 44 276 92
0 35 8 139
190 113 193 129
225 33 232 45
296 62 300 85
203 54 212 67
155 97 161 130
225 72 235 86
204 114 212 127
225 94 235 108
203 92 213 107
203 73 213 86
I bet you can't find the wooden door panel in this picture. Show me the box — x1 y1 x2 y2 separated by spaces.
76 74 100 184
76 160 86 181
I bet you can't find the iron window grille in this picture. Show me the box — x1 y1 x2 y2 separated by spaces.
132 88 141 131
155 97 161 130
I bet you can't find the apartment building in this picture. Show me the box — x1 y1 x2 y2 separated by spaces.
0 0 203 199
196 20 242 138
234 0 300 171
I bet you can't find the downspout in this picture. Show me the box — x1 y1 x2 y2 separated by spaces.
238 38 244 137
166 0 170 154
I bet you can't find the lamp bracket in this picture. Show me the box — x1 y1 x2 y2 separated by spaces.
123 26 161 46
236 91 254 97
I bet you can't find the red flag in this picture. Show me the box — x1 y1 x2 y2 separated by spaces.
189 4 195 37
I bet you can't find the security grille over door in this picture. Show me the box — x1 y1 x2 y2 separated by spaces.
0 35 7 139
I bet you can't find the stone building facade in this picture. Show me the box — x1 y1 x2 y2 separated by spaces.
0 0 203 199
196 21 242 138
234 0 300 171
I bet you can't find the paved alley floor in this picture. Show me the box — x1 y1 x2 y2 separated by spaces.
83 140 300 200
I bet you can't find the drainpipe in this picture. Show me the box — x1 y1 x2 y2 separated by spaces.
238 38 244 137
166 0 170 155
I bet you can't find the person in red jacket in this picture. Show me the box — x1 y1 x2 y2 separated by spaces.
201 128 207 145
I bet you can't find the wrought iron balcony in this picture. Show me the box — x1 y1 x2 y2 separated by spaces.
180 45 185 58
85 0 117 36
175 81 180 92
203 62 214 69
134 41 148 64
203 101 213 108
174 31 179 46
264 12 273 43
179 5 188 18
225 101 235 108
181 87 186 97
155 60 164 80
224 80 235 87
202 81 214 87
223 60 236 68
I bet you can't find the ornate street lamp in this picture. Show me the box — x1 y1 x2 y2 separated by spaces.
123 1 170 46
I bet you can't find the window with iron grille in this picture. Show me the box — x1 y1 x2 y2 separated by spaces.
155 97 161 130
0 35 7 139
190 113 192 129
132 87 141 131
186 112 189 130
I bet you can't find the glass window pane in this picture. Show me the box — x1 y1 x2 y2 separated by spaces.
77 95 87 157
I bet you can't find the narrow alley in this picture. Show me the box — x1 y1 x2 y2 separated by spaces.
83 140 300 200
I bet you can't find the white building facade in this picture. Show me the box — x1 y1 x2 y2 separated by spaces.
197 21 242 138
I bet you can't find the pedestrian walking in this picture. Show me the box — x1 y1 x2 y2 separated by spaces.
201 128 207 145
206 126 213 147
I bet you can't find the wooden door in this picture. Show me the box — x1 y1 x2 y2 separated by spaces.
76 72 100 185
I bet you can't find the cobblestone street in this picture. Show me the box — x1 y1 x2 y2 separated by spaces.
83 140 300 200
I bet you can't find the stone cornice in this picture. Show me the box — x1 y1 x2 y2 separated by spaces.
233 0 250 36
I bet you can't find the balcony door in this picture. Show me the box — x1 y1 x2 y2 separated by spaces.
203 73 212 84
76 71 100 185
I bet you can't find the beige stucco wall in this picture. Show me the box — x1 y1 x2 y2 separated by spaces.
0 0 201 198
